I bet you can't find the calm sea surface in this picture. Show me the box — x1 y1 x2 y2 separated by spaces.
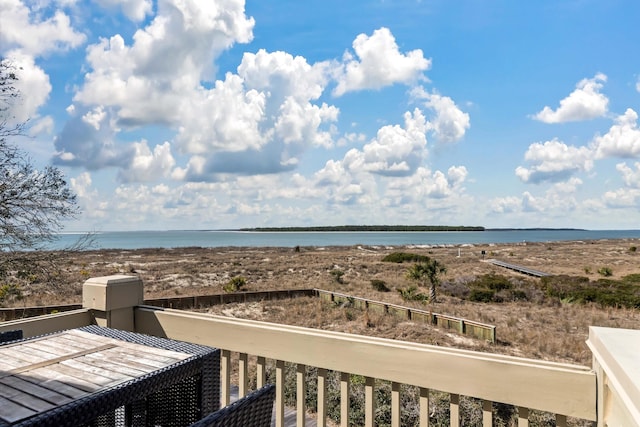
50 229 640 250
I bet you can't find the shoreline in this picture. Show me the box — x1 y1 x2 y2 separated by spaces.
43 237 640 256
48 230 640 251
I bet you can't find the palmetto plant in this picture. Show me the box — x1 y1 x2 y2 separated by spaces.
405 258 447 303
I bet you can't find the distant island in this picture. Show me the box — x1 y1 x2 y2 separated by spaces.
238 226 590 233
239 225 485 232
486 228 586 231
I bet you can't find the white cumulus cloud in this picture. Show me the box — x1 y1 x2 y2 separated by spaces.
176 73 268 153
343 108 428 176
515 138 593 183
118 141 176 183
0 0 85 56
1 52 51 124
74 0 255 125
386 166 467 200
93 0 153 21
532 73 608 123
238 49 329 103
490 196 521 214
174 49 339 180
616 162 640 188
412 87 470 143
447 165 468 187
603 188 640 208
333 27 431 96
593 109 640 158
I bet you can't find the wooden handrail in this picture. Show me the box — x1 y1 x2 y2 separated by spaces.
134 305 596 423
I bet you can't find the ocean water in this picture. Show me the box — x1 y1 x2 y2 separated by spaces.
49 229 640 250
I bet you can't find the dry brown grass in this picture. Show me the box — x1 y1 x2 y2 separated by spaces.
4 238 640 366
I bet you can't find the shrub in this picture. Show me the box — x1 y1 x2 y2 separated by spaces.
15 269 41 283
542 274 640 309
461 274 528 303
330 269 345 284
382 252 430 263
598 266 613 277
397 286 429 302
630 246 637 252
541 275 589 299
471 274 513 291
370 279 390 292
469 288 495 302
511 289 528 300
439 279 470 299
623 273 640 283
0 283 23 304
223 276 247 292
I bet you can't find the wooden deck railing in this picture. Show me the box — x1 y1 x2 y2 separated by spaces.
135 305 596 426
3 275 639 426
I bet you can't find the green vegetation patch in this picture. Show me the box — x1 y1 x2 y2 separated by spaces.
622 273 640 283
370 279 390 292
441 274 532 303
541 275 640 309
397 286 429 302
223 276 247 292
0 283 23 305
382 252 430 263
467 274 526 303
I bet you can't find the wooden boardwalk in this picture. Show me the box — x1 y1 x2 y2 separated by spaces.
487 259 552 277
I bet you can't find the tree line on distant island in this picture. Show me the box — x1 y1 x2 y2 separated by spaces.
240 225 485 232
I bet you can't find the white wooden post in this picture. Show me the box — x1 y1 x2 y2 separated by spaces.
82 275 143 331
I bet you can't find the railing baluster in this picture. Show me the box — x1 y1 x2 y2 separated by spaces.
340 372 350 427
238 352 248 398
256 356 266 388
317 368 328 427
391 381 401 427
134 306 598 425
297 364 306 427
518 407 529 427
419 387 429 427
276 360 285 427
221 349 230 406
450 393 460 427
482 400 492 427
556 414 567 427
365 376 375 427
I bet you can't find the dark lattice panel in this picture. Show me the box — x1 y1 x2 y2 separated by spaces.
189 384 275 427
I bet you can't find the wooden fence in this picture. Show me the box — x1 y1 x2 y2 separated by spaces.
0 289 315 321
315 289 497 343
1 288 496 342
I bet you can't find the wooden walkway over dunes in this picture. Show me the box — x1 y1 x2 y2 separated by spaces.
487 259 552 277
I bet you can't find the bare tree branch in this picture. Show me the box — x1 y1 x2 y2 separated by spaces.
0 58 88 303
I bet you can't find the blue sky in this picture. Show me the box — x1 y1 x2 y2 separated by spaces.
1 0 640 231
